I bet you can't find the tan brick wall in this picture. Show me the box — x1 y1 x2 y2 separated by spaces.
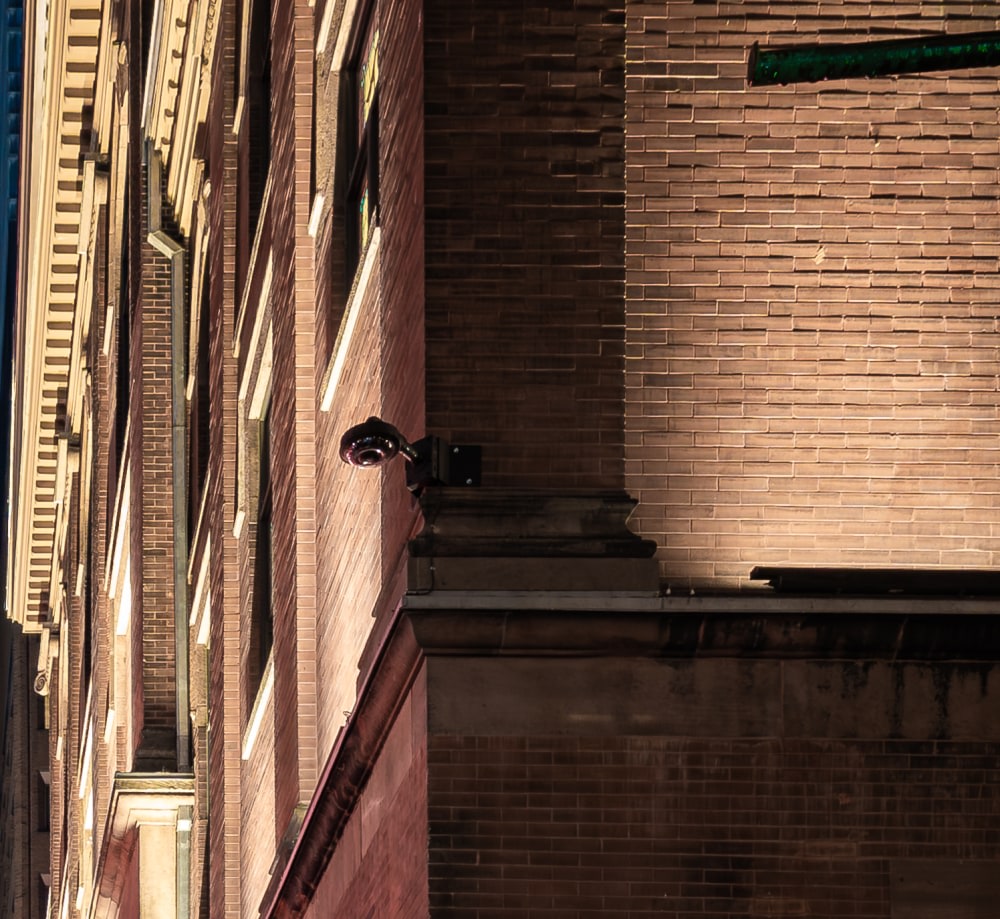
626 3 1000 588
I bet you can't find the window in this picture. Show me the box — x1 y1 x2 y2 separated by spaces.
346 10 379 275
188 265 211 534
113 188 130 478
249 404 273 700
36 773 49 832
246 0 271 237
236 0 272 295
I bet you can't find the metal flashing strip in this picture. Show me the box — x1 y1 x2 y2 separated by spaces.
750 566 1000 597
402 589 998 616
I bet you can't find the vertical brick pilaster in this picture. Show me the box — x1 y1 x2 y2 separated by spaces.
207 0 243 913
268 0 320 840
423 0 627 488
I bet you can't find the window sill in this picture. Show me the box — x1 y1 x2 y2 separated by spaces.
241 651 275 761
320 226 381 413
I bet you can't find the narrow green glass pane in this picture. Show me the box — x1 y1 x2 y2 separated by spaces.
748 29 1000 86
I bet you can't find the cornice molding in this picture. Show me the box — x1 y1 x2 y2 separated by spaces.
9 0 102 631
147 0 215 236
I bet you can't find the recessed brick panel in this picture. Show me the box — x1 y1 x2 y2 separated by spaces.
424 0 627 488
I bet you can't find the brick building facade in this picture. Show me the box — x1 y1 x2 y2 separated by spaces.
5 0 1000 917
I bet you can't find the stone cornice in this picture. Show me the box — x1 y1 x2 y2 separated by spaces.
8 0 102 631
146 0 215 236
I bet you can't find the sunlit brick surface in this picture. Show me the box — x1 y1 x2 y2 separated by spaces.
626 3 1000 587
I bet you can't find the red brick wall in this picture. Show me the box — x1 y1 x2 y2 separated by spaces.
314 273 389 762
423 0 627 488
268 0 320 835
626 4 1000 587
206 1 245 914
378 0 427 586
428 732 1000 917
241 695 276 918
303 675 429 919
312 0 426 768
88 200 116 895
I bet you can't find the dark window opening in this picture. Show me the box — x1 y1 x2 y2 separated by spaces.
346 9 379 279
246 0 271 243
36 774 49 832
189 267 211 534
113 189 130 479
82 564 92 699
82 464 94 697
236 0 272 301
249 405 273 700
